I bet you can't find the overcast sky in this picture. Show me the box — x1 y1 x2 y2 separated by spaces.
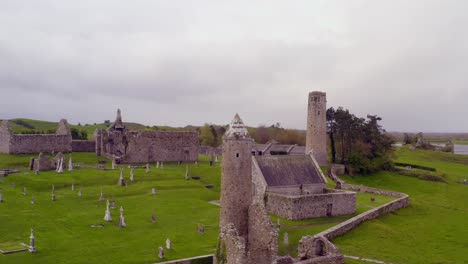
0 1 467 132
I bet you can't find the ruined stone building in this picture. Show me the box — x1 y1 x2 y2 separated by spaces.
94 109 199 164
252 141 305 156
0 119 72 154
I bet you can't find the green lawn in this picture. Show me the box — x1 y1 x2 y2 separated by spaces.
0 153 221 263
332 147 468 264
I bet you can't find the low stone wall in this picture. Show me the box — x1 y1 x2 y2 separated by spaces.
316 168 410 240
265 190 356 220
71 140 96 152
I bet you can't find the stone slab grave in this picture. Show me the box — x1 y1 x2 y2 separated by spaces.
0 169 20 176
0 241 29 254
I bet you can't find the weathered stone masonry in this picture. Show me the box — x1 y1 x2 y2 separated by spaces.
0 119 72 154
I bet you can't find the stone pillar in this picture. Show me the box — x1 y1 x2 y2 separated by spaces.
306 91 328 166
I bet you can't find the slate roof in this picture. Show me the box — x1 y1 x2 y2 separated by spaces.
255 155 325 186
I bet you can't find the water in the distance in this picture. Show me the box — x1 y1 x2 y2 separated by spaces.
454 145 468 155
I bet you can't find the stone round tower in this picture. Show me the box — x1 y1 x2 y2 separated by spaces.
306 91 328 166
220 113 253 238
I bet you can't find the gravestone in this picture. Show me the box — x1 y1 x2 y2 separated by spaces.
118 168 125 186
166 238 171 250
283 232 289 245
0 188 3 202
78 188 83 197
23 187 27 196
29 228 37 253
130 168 135 182
158 246 164 259
52 191 56 201
119 206 126 227
151 188 156 195
99 188 105 201
71 184 75 191
68 155 73 172
185 165 190 180
151 212 157 223
104 200 112 222
112 159 116 170
35 170 39 175
145 163 150 173
31 195 35 204
111 198 117 209
197 224 205 234
156 161 160 169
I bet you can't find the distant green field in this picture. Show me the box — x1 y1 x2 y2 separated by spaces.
6 118 192 140
0 154 221 264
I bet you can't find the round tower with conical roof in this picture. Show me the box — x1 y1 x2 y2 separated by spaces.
306 91 328 166
220 113 253 237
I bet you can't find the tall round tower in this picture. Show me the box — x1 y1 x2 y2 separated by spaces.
306 91 328 166
220 113 253 238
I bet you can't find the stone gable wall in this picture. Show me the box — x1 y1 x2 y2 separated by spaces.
0 127 10 153
96 130 199 163
71 140 96 152
265 190 356 220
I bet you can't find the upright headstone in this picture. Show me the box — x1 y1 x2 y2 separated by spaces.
185 165 189 180
68 155 73 172
23 187 27 196
71 183 75 191
130 168 135 182
29 228 37 253
215 156 219 162
112 159 116 170
118 168 125 186
57 158 64 174
158 246 164 259
31 194 35 204
156 161 160 169
166 238 171 250
104 200 112 222
283 232 289 245
197 224 205 234
145 163 150 173
99 188 105 201
111 198 117 209
78 188 83 197
151 212 157 223
151 188 156 195
35 170 39 175
51 192 56 201
119 206 126 227
0 188 3 203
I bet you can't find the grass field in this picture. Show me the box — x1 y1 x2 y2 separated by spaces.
333 147 468 264
0 154 221 263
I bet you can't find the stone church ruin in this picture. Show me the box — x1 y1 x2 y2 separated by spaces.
0 119 72 154
94 109 199 164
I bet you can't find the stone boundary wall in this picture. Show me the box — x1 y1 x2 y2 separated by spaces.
316 168 410 240
9 134 72 154
71 140 95 152
265 190 356 220
155 254 214 264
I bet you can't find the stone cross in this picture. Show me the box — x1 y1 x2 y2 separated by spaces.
112 159 116 170
104 200 112 222
185 165 190 180
151 188 156 195
0 188 3 203
197 224 205 234
158 246 164 259
118 168 125 186
130 168 135 182
283 232 289 245
78 188 82 197
29 228 37 253
23 187 27 196
166 238 171 250
145 163 150 173
68 155 73 172
71 184 75 191
119 206 126 227
99 188 105 201
151 212 157 223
